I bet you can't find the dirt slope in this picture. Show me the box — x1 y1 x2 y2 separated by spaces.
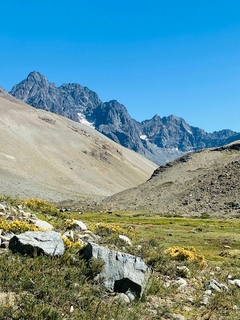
0 88 157 202
101 141 240 217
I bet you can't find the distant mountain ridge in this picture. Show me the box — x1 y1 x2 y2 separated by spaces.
10 71 240 165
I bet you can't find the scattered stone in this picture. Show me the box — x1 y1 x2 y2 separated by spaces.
63 230 75 242
171 313 186 320
21 212 32 219
0 230 14 248
0 291 16 306
173 277 188 290
9 230 65 256
201 290 212 305
228 278 240 287
71 220 87 231
30 219 54 230
119 235 132 246
0 204 6 212
113 293 130 304
125 288 135 301
78 232 98 243
177 265 191 278
205 279 228 292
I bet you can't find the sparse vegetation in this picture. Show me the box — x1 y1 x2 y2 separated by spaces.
1 197 240 319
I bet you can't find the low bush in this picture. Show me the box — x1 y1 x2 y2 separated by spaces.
22 198 60 216
165 246 205 267
0 219 39 233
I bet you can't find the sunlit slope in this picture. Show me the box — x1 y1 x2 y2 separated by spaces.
101 142 240 217
0 88 157 201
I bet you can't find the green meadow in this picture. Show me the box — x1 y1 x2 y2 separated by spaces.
1 196 240 319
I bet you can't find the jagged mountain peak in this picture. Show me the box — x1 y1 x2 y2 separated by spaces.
21 71 52 89
27 70 47 81
9 72 240 165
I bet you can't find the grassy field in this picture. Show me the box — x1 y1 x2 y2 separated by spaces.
74 211 240 264
1 197 240 319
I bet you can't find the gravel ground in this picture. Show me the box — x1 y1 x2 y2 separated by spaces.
99 142 240 217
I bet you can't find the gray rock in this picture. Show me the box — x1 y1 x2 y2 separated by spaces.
205 279 228 292
30 219 54 230
201 289 212 305
171 314 186 320
125 288 135 301
83 242 151 297
71 220 87 231
9 231 65 256
22 212 32 219
63 230 75 242
228 278 240 287
113 293 130 304
173 277 188 291
176 265 191 278
119 235 132 246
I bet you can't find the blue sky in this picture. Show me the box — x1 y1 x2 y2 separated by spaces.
1 0 240 133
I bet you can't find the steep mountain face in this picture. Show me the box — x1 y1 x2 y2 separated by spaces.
0 87 156 202
10 72 240 165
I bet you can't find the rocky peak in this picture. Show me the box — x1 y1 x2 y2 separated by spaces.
26 71 48 83
9 71 240 165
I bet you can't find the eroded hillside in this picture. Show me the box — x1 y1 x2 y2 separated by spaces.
0 88 157 202
100 142 240 217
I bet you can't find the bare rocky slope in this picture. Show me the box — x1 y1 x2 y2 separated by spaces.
0 87 157 202
100 141 240 217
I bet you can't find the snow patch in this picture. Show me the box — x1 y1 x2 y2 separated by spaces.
140 135 148 140
77 113 95 129
182 122 193 134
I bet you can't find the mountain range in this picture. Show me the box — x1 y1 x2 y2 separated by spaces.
0 87 156 202
10 71 240 165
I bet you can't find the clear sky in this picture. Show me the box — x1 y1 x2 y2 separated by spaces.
1 0 240 133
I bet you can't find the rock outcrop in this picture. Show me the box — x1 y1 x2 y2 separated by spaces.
9 231 65 256
82 242 151 297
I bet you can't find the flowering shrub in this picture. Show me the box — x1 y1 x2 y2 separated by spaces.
89 222 124 236
22 199 60 216
165 246 205 266
61 236 82 249
64 219 74 229
0 219 38 233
